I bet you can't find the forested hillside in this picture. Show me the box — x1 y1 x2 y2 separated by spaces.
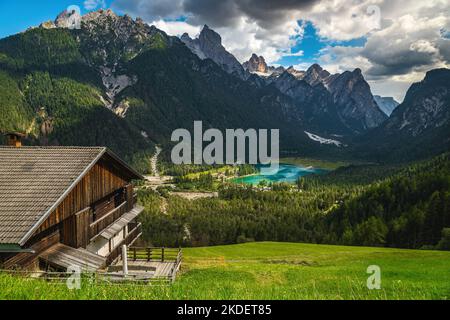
0 28 154 171
1 10 449 167
0 11 348 168
137 154 450 250
328 153 450 248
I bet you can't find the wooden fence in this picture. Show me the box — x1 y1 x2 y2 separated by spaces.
105 224 142 266
0 269 174 286
0 246 182 285
127 247 182 283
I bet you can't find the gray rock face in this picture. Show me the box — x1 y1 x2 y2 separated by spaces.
269 72 314 103
384 69 450 136
181 25 247 79
326 68 388 133
286 66 305 79
358 68 450 161
53 9 174 116
302 64 331 87
373 96 400 116
243 54 269 73
181 33 206 59
268 63 387 133
243 54 287 77
55 9 82 29
268 71 347 134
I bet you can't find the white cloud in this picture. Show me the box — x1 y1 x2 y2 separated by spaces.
150 15 303 63
151 20 201 38
217 18 303 63
306 0 384 41
282 50 304 57
84 0 106 11
112 0 450 99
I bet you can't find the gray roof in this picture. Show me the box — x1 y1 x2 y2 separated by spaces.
0 147 143 246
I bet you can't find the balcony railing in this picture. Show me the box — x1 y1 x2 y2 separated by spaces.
74 192 139 249
89 201 128 242
127 247 182 283
105 223 142 266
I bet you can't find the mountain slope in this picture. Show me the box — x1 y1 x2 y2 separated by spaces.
326 68 388 133
1 9 344 160
0 15 154 169
328 153 450 248
267 71 349 135
241 50 388 134
181 25 247 80
3 9 443 164
356 68 450 162
0 71 34 134
243 54 286 77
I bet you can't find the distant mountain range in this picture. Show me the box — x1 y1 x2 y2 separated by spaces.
181 25 388 134
0 9 448 165
373 96 400 116
357 68 450 161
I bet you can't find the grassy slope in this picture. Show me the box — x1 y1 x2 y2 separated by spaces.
1 242 449 300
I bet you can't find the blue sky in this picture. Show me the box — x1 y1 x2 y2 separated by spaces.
0 1 112 39
275 21 367 68
0 1 364 69
0 1 448 101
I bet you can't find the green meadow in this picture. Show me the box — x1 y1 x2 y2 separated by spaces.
1 242 449 300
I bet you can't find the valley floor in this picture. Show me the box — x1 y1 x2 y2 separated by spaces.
1 242 449 300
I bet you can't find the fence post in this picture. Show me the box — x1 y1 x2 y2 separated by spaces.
162 247 165 262
133 247 136 261
122 245 128 277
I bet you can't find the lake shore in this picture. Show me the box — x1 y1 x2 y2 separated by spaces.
230 163 328 185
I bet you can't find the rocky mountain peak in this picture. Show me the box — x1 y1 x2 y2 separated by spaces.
51 9 171 113
82 9 117 21
303 64 331 86
286 66 306 79
199 25 222 47
54 9 82 29
181 25 246 79
361 68 450 160
243 54 291 78
243 54 269 73
326 68 388 132
180 32 190 41
389 68 450 136
353 68 362 75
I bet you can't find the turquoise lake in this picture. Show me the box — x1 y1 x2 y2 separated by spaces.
231 164 328 185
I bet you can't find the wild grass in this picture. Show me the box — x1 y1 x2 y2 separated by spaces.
0 242 449 300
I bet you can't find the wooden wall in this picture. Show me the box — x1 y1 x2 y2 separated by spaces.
31 158 131 246
3 232 60 270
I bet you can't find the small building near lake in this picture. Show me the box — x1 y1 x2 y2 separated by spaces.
0 146 144 271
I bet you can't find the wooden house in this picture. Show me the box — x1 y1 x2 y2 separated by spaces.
0 146 144 271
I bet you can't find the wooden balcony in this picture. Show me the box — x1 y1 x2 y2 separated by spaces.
105 223 142 266
108 247 182 283
74 192 139 249
89 201 128 242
